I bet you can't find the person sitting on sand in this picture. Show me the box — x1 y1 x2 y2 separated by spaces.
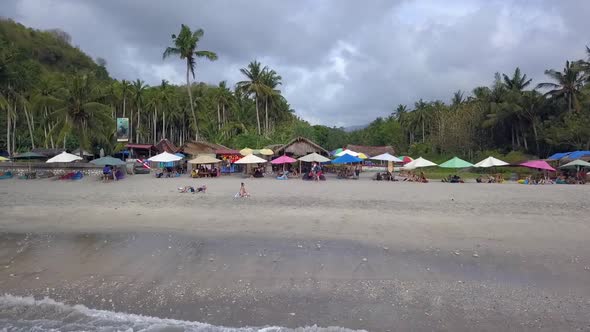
196 185 207 193
419 171 428 183
238 182 250 198
178 186 195 193
102 165 112 182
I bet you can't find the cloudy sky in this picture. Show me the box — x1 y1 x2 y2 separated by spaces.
1 0 589 126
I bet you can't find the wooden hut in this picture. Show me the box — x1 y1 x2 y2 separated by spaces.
273 137 329 157
346 144 395 157
180 141 230 157
155 139 179 154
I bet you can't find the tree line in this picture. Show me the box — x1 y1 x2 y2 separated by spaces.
1 18 590 158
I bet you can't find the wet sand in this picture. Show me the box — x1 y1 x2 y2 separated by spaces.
0 175 589 331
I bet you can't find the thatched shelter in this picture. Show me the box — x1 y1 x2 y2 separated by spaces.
180 141 229 157
273 137 329 157
155 139 179 154
346 144 395 157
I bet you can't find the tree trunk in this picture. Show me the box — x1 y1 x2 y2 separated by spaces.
255 94 261 135
265 97 269 136
568 93 572 113
422 119 425 143
136 106 140 143
23 103 35 149
217 103 221 131
122 96 126 117
532 120 540 155
162 111 166 140
186 61 198 141
153 106 157 145
6 105 11 156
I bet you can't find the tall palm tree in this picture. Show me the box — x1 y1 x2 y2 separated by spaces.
130 79 148 143
120 79 131 117
502 67 532 91
214 81 233 131
537 61 585 112
163 24 217 141
413 99 430 143
237 60 271 135
261 69 282 135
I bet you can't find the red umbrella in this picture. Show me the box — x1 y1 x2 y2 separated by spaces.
402 156 413 165
271 155 297 164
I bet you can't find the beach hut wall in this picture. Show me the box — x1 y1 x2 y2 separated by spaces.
273 137 329 157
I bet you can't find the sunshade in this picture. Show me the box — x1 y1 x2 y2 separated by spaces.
403 157 437 170
401 156 413 164
567 151 590 159
234 154 267 164
330 148 344 156
259 148 274 156
298 152 331 163
473 156 509 168
370 153 403 162
335 150 359 157
547 152 570 160
188 155 222 164
520 160 556 171
240 148 253 156
46 151 83 163
559 159 590 169
148 151 182 162
90 156 126 166
72 148 93 157
271 155 297 164
12 151 46 159
357 153 368 159
0 156 10 162
332 154 363 164
439 156 474 168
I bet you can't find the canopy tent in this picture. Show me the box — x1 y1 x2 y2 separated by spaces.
46 151 83 163
271 155 297 164
547 152 571 161
188 155 222 164
357 153 368 159
474 156 509 168
520 160 556 171
147 151 182 163
370 153 403 162
332 154 363 164
403 157 437 170
567 151 590 160
439 156 474 168
90 156 126 166
298 152 331 163
234 154 267 164
335 150 359 157
559 159 590 169
0 156 10 162
12 152 47 159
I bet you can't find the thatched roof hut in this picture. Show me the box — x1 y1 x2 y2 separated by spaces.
155 139 179 154
274 137 329 157
180 141 229 156
346 144 395 157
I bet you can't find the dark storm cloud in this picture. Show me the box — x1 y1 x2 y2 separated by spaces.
1 0 589 126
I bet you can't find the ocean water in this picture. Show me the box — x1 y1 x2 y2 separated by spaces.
0 295 362 332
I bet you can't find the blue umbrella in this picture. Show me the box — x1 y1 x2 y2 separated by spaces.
332 154 363 164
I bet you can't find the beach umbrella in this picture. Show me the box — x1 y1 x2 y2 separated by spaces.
175 152 186 158
399 156 413 164
259 148 274 156
298 152 330 163
370 153 403 162
520 160 556 172
271 155 297 164
357 153 368 159
188 155 222 164
332 154 363 164
240 148 253 156
90 156 126 166
234 154 267 164
331 148 344 156
335 150 359 157
46 151 83 163
474 156 509 168
439 156 474 168
559 159 590 169
403 157 437 170
12 151 47 159
0 156 10 162
148 151 182 162
72 148 94 157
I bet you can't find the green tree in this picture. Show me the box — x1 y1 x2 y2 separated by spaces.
537 61 585 113
238 60 271 136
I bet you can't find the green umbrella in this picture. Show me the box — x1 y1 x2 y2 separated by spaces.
439 156 474 168
12 151 47 159
90 156 126 166
559 159 590 169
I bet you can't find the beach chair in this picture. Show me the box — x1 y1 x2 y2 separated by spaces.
276 171 289 180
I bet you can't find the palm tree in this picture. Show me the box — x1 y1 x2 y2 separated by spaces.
120 79 131 117
261 69 282 136
237 60 270 135
502 67 532 91
214 81 233 132
163 24 217 141
130 79 148 143
413 99 430 143
537 61 585 112
49 73 113 157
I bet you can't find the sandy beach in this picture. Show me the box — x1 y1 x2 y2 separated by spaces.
1 174 589 331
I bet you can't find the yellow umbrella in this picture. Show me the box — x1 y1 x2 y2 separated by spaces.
259 148 274 156
0 156 10 162
240 148 253 156
357 153 368 159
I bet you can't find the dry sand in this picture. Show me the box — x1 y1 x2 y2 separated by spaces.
0 174 589 331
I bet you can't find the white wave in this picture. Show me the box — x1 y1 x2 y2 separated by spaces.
0 294 364 332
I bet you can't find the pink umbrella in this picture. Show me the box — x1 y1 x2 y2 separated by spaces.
520 160 556 171
271 155 297 164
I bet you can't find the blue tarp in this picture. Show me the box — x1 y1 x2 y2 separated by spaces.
547 152 570 160
568 151 590 159
332 154 363 164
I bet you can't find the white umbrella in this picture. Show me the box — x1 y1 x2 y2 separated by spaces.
148 151 182 162
188 155 222 164
298 152 330 163
234 154 267 164
335 150 359 157
474 156 509 168
46 151 83 163
403 157 437 170
370 153 403 162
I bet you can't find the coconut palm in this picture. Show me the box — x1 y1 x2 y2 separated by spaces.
163 24 217 141
130 79 148 143
537 61 585 112
237 60 271 135
261 69 282 135
502 67 532 91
